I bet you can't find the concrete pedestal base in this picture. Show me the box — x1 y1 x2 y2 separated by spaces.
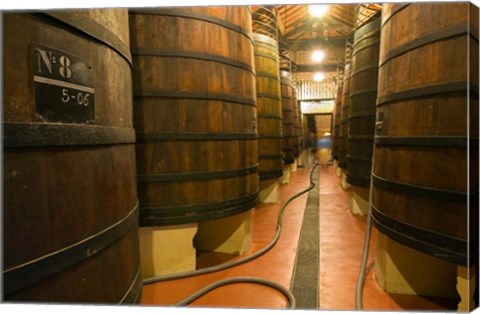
350 186 369 216
290 159 298 173
280 164 292 184
375 232 458 298
139 224 198 279
457 265 477 311
336 164 342 177
298 150 308 167
259 179 280 204
340 170 350 190
194 209 253 256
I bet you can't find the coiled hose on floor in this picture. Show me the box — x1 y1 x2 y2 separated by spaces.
142 159 320 308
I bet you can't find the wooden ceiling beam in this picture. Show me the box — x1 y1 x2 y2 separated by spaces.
295 63 340 72
286 37 346 51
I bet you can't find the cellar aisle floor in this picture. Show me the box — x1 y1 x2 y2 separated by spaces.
317 165 459 311
139 159 459 312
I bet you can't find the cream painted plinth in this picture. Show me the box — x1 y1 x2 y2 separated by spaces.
280 164 292 184
139 224 198 279
350 186 369 216
259 178 280 204
375 232 458 298
340 170 350 190
194 209 253 256
456 265 477 312
290 159 298 173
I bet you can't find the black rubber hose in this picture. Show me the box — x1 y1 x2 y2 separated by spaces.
355 149 376 310
174 276 296 309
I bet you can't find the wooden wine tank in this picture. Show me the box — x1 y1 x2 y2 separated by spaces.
347 17 381 188
339 47 352 169
281 70 296 164
292 88 302 158
332 81 343 161
3 11 141 302
372 3 479 265
253 33 283 180
130 7 259 226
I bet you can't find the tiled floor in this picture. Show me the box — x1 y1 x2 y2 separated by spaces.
139 160 459 311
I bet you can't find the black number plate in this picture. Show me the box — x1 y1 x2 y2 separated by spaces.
32 45 95 123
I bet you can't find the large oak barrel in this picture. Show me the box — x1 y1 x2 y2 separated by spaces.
253 33 283 180
292 87 302 158
130 7 259 226
371 3 479 266
332 81 343 161
347 17 381 188
281 70 296 164
338 53 352 169
3 10 141 303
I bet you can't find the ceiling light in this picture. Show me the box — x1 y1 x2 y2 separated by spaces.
311 50 325 62
313 72 325 82
309 4 329 17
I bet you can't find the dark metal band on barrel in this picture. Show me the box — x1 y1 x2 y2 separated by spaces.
371 204 477 265
352 38 380 56
346 171 371 188
347 155 373 164
3 123 136 147
348 110 376 119
3 202 140 295
118 265 143 304
376 80 468 106
351 64 379 76
375 135 478 148
349 135 374 140
354 18 380 44
259 169 284 180
136 132 258 141
137 164 258 182
129 9 253 43
381 3 411 27
254 51 279 62
379 23 469 67
256 71 280 81
259 134 283 139
257 113 282 120
372 173 474 203
253 32 278 48
139 192 259 226
133 89 256 107
253 40 278 51
349 88 378 98
44 13 133 67
131 48 254 74
257 93 282 101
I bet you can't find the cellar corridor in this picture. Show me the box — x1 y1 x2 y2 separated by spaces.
3 3 477 312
